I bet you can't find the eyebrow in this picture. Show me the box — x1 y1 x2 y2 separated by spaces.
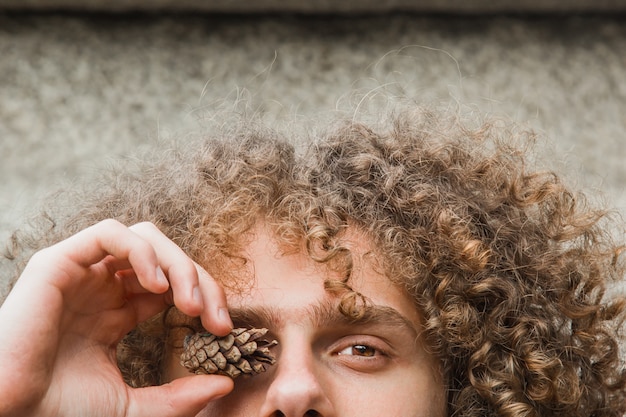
228 299 419 338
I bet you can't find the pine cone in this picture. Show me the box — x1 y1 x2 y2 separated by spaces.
180 328 278 379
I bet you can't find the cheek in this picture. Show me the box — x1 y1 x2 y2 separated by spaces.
330 349 446 417
340 372 444 416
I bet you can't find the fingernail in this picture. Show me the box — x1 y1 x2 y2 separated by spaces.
219 307 233 329
156 266 168 287
193 286 204 308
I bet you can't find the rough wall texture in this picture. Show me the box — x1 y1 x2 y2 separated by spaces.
1 14 625 248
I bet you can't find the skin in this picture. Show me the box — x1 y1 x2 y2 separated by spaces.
0 219 445 417
0 220 235 417
166 227 447 417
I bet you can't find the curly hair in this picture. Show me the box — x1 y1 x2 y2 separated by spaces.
2 108 625 417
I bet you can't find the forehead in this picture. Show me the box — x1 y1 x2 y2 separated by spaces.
224 225 423 329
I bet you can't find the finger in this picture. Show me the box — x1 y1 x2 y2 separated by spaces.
122 292 178 326
101 257 155 295
119 254 232 335
128 375 234 417
195 263 233 336
115 269 161 296
128 222 201 314
128 223 232 333
52 219 169 294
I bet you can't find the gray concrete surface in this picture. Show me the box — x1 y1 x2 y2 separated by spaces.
1 14 625 247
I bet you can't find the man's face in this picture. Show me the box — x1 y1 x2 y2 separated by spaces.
166 228 446 416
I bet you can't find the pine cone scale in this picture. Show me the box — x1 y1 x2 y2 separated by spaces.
181 327 278 379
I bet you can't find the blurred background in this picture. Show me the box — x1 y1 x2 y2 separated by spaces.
1 1 625 245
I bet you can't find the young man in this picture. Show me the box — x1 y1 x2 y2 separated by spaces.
0 109 624 416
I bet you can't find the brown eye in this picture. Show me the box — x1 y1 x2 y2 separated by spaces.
339 344 377 357
353 345 376 357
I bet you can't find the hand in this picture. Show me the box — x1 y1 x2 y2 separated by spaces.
0 219 235 417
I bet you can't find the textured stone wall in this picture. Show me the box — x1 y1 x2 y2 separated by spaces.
1 14 625 246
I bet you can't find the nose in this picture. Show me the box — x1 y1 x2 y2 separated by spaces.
259 334 334 417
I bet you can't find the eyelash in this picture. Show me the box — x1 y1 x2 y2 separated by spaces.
333 336 391 364
337 344 381 357
330 337 393 372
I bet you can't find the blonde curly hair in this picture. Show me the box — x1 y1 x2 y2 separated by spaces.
3 108 625 417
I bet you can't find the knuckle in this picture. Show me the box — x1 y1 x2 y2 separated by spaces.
129 222 167 243
29 246 54 265
175 259 198 278
130 221 160 233
96 218 125 230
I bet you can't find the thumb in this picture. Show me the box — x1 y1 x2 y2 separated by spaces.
128 375 234 417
